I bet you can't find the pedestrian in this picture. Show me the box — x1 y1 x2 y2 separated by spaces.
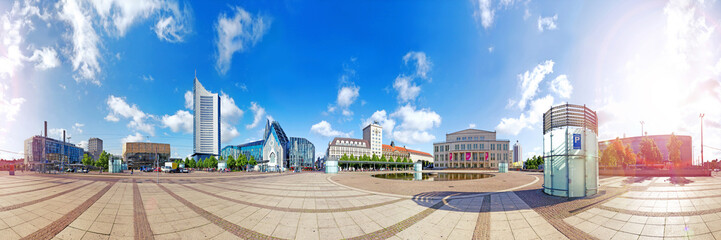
131 168 133 175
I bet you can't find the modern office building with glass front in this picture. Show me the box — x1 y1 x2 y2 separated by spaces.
122 142 170 169
221 120 315 170
24 135 84 169
288 137 315 168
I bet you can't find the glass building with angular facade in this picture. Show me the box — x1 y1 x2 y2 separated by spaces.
221 120 315 170
24 136 84 169
288 137 315 168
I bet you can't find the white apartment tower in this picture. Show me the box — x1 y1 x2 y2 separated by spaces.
193 76 221 159
363 122 382 157
513 141 522 164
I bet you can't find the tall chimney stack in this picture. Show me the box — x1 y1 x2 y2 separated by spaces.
44 121 47 138
63 130 66 143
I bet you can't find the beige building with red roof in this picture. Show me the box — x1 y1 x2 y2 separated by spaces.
382 141 432 163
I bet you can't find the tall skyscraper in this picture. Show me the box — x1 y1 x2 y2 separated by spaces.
193 76 221 160
363 122 382 157
88 137 103 161
513 140 522 163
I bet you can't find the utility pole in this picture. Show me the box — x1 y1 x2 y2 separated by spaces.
700 114 705 168
640 121 645 137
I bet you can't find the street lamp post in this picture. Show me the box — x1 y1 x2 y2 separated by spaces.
640 121 645 137
66 136 71 173
700 114 705 168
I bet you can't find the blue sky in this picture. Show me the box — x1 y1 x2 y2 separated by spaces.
2 0 721 162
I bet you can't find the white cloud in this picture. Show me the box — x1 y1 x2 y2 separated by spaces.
246 101 266 129
77 140 88 150
0 83 26 122
0 2 57 78
337 86 359 108
220 92 243 122
153 1 192 42
184 90 193 110
28 47 60 70
73 122 84 134
473 0 494 29
393 75 421 103
403 51 432 80
48 128 70 140
57 0 192 83
161 110 192 133
517 60 554 110
57 0 102 84
141 75 154 81
496 95 554 136
104 114 119 122
220 92 244 143
550 74 572 99
537 14 558 32
105 95 154 135
121 132 145 143
469 123 477 129
310 120 350 137
488 47 494 53
215 6 270 75
363 110 396 139
390 104 441 145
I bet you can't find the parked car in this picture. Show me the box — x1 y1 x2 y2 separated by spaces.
180 168 189 173
80 168 88 173
66 168 75 172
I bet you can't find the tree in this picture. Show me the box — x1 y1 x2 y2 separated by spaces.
227 155 236 171
600 138 637 168
601 144 619 167
524 156 544 169
96 151 109 169
381 155 387 162
82 153 93 166
623 143 637 167
340 154 348 161
667 133 683 167
188 158 196 168
249 155 257 166
350 154 355 161
209 155 217 169
239 154 248 171
639 137 662 165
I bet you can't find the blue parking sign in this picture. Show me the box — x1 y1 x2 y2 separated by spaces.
573 134 581 149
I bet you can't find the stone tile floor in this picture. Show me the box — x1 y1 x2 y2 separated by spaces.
0 172 719 239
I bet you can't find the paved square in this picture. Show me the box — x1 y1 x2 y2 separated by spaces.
0 171 719 239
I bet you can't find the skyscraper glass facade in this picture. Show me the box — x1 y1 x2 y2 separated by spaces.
193 77 220 160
